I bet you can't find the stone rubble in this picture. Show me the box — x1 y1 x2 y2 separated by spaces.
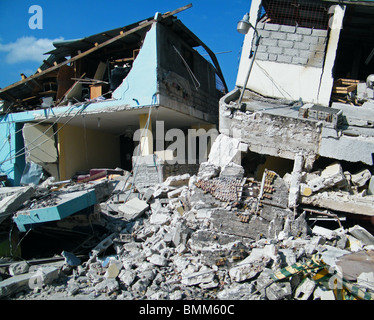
1 162 374 301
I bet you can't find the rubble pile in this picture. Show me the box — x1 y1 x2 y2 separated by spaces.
1 162 374 301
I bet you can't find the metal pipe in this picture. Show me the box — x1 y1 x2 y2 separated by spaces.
238 31 261 107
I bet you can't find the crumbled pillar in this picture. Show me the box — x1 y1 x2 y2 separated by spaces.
288 153 304 208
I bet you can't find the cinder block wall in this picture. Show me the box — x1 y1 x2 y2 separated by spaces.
255 22 328 68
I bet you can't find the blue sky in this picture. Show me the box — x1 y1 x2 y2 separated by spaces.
0 0 252 91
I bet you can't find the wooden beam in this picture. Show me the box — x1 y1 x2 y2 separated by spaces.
0 4 192 96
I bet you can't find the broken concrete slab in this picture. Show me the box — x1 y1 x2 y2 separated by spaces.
181 268 216 286
357 272 374 291
0 186 35 224
13 188 97 232
0 266 59 298
336 250 374 281
207 134 243 168
163 174 190 187
312 225 337 240
306 162 347 193
118 197 149 221
229 255 271 282
348 225 374 246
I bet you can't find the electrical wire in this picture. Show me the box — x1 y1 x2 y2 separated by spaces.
0 103 88 166
173 45 200 91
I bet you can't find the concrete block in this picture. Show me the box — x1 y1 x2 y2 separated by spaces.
351 169 371 187
118 197 149 221
261 38 278 47
277 55 292 63
283 48 299 56
267 46 283 55
220 162 245 178
312 29 328 37
9 261 29 276
149 212 170 225
256 22 265 30
258 29 271 38
118 269 136 287
268 54 277 61
257 269 291 300
94 278 119 294
286 33 303 41
294 42 310 50
147 254 168 267
264 23 280 31
229 255 271 282
292 56 308 65
294 278 315 300
278 40 294 48
303 35 319 44
256 52 269 61
280 25 296 33
296 27 312 35
271 31 287 40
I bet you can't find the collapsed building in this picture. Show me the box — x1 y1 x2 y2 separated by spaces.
0 2 374 301
220 0 374 221
0 4 226 187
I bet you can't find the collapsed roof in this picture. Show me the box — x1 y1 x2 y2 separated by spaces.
0 4 227 112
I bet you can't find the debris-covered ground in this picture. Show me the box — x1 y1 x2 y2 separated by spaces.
1 161 374 301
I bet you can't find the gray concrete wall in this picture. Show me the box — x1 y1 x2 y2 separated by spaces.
156 23 221 123
255 22 328 68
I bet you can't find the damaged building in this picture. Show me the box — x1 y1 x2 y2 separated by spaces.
1 3 374 301
0 4 226 187
220 0 374 220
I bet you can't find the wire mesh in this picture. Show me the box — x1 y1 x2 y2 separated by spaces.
260 0 331 30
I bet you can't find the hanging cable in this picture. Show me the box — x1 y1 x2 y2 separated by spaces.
172 45 200 91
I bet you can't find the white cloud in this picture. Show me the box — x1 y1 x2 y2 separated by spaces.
0 36 64 64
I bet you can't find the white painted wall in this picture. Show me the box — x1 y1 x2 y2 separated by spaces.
236 1 346 106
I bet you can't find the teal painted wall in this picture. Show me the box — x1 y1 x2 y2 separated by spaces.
112 23 159 106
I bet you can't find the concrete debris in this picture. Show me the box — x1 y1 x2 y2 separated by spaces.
1 161 374 301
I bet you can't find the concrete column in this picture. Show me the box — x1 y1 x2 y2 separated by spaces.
139 113 153 156
288 153 305 208
317 4 346 105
